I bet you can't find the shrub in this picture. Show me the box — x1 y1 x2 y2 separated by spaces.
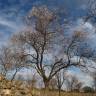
82 86 94 93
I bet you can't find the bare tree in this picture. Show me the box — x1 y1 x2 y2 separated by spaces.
55 70 65 96
0 46 13 77
84 0 96 22
10 46 26 81
91 71 96 92
0 45 26 81
10 6 89 89
49 77 57 90
26 73 37 89
65 75 82 92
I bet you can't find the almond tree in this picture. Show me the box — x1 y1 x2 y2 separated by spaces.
11 6 89 89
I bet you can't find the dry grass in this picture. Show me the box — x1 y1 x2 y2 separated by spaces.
35 90 96 96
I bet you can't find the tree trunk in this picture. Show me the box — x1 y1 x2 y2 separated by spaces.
58 87 61 96
43 80 50 96
45 81 49 89
11 69 18 82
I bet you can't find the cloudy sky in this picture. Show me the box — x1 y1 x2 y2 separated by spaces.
0 0 92 45
0 0 96 86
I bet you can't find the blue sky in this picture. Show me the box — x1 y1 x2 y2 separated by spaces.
0 2 91 49
0 0 90 46
0 0 95 86
0 0 89 45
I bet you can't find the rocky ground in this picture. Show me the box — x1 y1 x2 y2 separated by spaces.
0 74 37 96
0 74 96 96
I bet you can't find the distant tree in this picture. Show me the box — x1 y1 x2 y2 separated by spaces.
0 46 12 77
65 75 82 92
26 73 37 89
49 77 57 90
0 45 26 81
82 86 94 93
17 74 24 81
55 70 65 96
10 45 26 81
91 71 96 92
38 78 44 89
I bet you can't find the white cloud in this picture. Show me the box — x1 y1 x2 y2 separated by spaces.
0 17 25 31
66 69 93 87
0 16 26 47
68 18 96 49
74 19 95 33
0 18 17 29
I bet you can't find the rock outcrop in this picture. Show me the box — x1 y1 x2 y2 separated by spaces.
0 74 33 96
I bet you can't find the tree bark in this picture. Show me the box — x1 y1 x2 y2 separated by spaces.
59 88 61 96
43 79 50 96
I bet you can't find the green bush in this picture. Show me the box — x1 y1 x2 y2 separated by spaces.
82 86 94 93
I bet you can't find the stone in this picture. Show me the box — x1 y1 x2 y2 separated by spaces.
2 89 11 95
0 74 39 96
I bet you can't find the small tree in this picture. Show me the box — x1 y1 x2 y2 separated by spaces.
91 71 96 92
26 73 37 89
65 75 82 92
55 70 65 96
0 45 26 81
49 77 57 90
0 46 12 77
10 46 26 81
82 86 94 93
